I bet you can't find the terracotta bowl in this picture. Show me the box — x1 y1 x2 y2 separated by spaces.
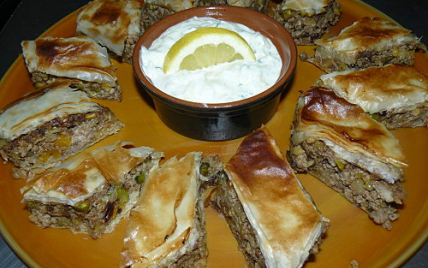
133 6 297 141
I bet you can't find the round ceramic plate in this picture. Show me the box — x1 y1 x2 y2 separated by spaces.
0 0 427 267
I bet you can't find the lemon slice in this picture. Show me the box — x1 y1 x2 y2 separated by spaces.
163 27 256 74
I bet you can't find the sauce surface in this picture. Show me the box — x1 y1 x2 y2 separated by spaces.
140 17 282 104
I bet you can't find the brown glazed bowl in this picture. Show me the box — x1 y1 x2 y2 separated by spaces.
133 6 297 141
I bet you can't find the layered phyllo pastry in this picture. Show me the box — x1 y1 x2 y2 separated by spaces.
140 0 269 34
273 0 341 45
211 126 329 268
317 64 428 129
300 17 427 72
76 0 142 64
21 36 122 101
0 82 124 176
288 87 407 230
21 142 163 239
121 152 224 268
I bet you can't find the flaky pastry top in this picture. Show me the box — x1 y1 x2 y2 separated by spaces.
77 0 142 56
22 142 161 205
226 126 326 268
294 87 406 168
316 17 423 52
0 82 101 140
22 36 117 85
319 64 428 113
121 152 202 268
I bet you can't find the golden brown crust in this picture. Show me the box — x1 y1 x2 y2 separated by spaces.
227 127 295 196
0 81 102 140
21 36 118 85
35 38 107 69
78 1 129 46
89 2 123 25
76 0 142 59
26 143 150 199
121 152 204 268
316 17 413 50
319 64 428 114
296 87 406 167
226 126 326 267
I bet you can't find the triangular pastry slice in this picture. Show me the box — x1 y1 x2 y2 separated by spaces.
22 142 163 239
211 126 328 268
288 86 407 229
317 64 428 129
120 152 224 268
301 17 426 72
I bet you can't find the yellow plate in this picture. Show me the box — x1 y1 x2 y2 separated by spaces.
0 0 427 267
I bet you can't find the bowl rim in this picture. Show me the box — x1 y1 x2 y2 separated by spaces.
133 5 297 111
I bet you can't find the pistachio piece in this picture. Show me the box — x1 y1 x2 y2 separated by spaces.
369 113 381 121
116 187 129 206
199 162 210 176
335 160 345 170
217 170 228 185
26 201 38 210
34 82 44 88
74 201 91 213
282 9 293 20
135 173 146 184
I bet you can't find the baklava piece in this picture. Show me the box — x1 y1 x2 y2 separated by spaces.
317 64 428 129
22 142 163 239
21 36 122 101
76 0 142 63
120 152 224 268
273 0 341 45
0 82 124 176
300 17 427 72
288 87 407 229
211 126 329 268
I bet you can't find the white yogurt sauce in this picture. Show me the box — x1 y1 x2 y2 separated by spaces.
140 17 282 104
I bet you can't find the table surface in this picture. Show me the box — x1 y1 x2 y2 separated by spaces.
0 0 427 267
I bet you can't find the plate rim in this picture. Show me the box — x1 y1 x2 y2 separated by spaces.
0 1 427 267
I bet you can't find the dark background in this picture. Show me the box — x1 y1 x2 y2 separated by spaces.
0 0 427 267
0 0 427 79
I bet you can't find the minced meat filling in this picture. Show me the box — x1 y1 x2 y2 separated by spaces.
0 108 122 171
301 41 424 73
193 0 269 13
211 168 328 266
122 34 140 64
140 4 175 34
273 0 341 45
26 183 132 239
211 177 267 268
24 164 151 239
31 72 121 101
140 0 269 35
288 139 406 230
369 106 428 129
141 157 222 268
